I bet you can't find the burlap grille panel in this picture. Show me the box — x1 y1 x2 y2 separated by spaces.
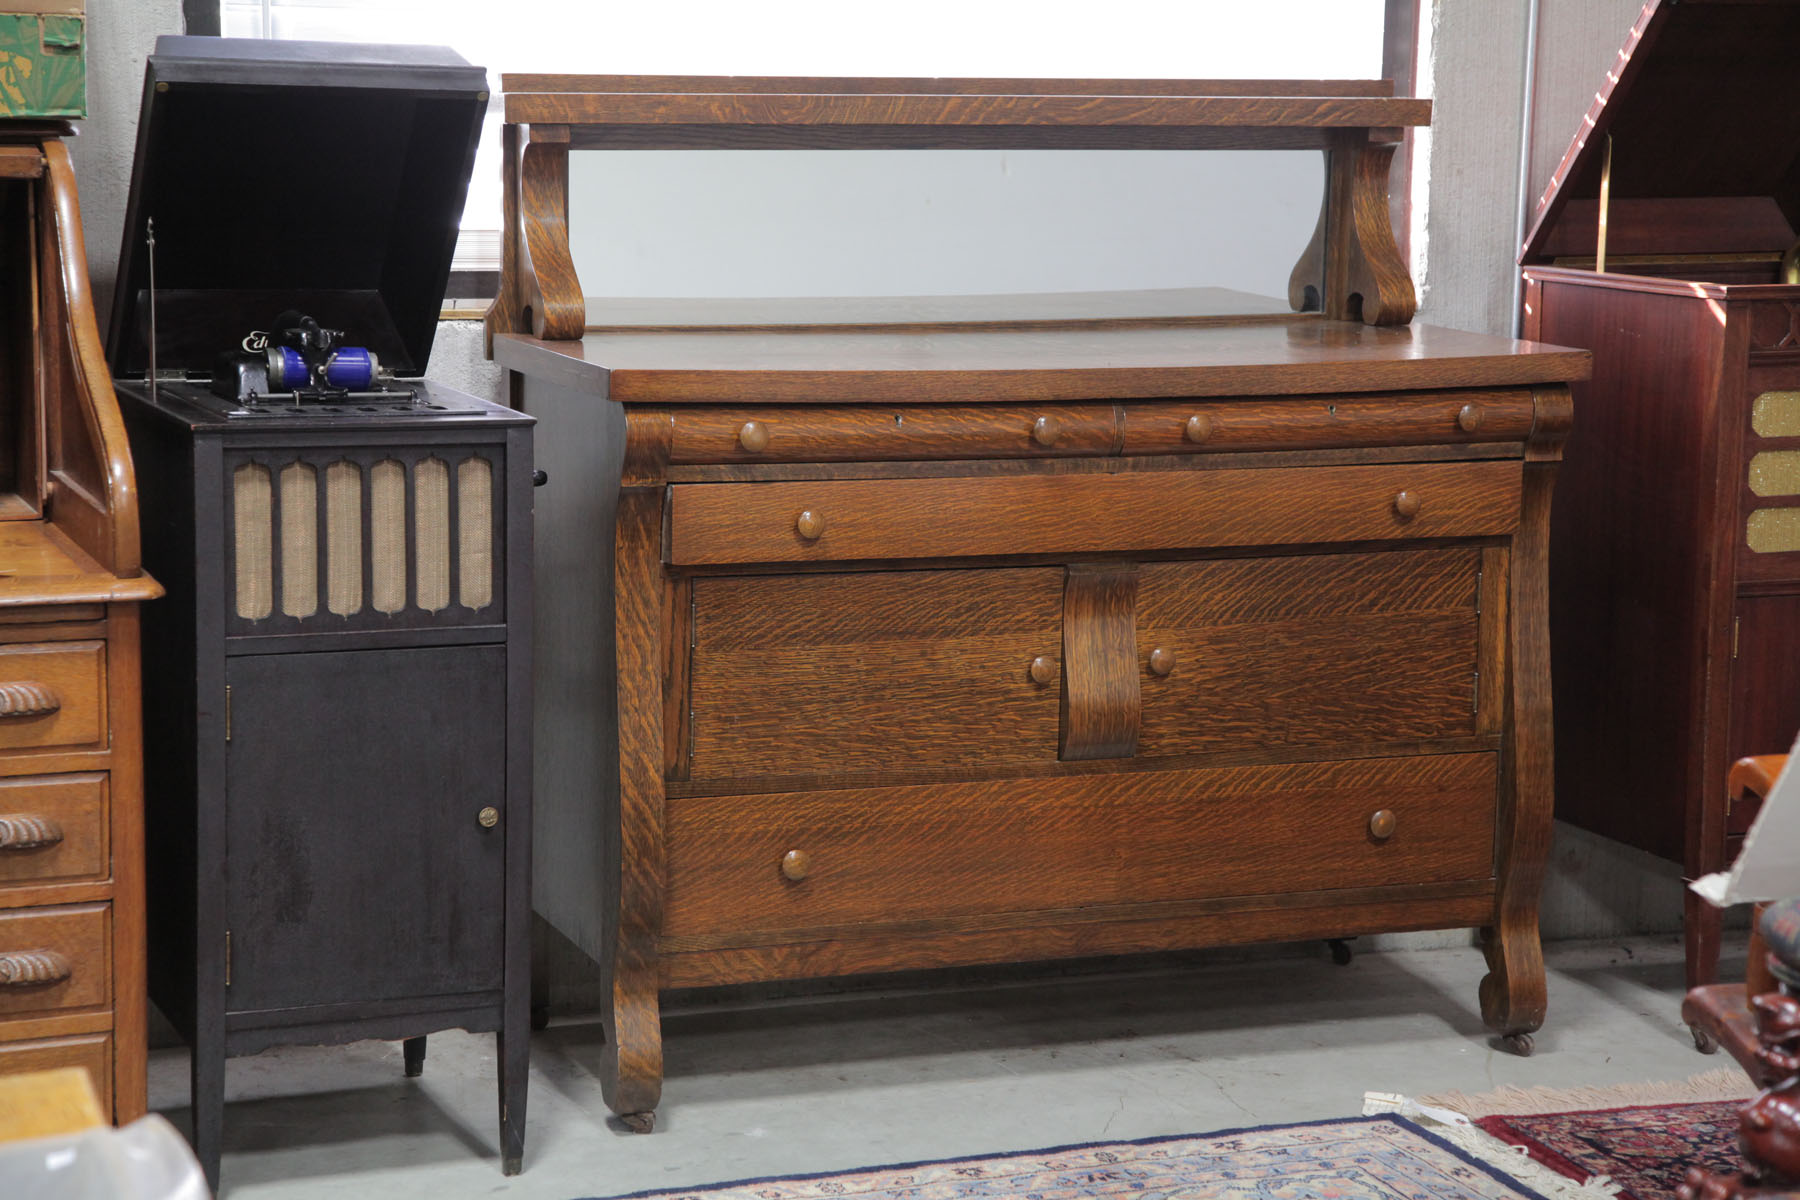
370 460 407 614
414 457 451 612
233 464 273 620
325 460 363 615
278 462 318 617
457 456 493 611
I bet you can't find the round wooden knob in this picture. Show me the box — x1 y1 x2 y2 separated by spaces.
1456 404 1483 433
1148 647 1176 677
477 806 500 829
1031 415 1062 447
1184 413 1214 443
1393 491 1422 519
1028 655 1057 685
1368 809 1397 840
781 849 811 881
795 509 825 540
738 420 770 452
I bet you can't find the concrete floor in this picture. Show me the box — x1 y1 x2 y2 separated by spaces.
149 934 1741 1199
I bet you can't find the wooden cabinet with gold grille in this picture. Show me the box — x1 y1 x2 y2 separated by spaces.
1518 0 1800 994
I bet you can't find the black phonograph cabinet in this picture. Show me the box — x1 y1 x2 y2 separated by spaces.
104 38 534 1187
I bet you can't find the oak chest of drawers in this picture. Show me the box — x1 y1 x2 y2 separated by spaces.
0 124 161 1121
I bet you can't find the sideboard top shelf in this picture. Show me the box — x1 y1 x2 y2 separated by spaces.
501 75 1429 149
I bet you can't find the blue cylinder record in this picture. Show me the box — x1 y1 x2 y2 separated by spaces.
270 346 378 390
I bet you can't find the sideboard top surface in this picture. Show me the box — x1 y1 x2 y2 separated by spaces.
493 291 1590 404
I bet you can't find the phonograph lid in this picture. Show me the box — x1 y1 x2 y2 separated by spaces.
105 36 489 379
1520 0 1800 265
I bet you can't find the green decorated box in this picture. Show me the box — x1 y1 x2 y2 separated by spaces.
0 1 85 119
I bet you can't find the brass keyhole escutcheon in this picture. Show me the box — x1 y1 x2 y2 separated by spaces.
478 806 500 829
1393 491 1422 520
781 849 811 881
1184 413 1214 443
796 509 825 540
739 420 770 452
1457 404 1483 433
1148 647 1177 677
1368 809 1397 840
1032 415 1062 447
1029 655 1058 685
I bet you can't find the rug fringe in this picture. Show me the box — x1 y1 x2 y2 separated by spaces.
1415 1068 1755 1119
1431 1120 1626 1200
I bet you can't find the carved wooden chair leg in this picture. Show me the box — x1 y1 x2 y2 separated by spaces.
403 1035 427 1078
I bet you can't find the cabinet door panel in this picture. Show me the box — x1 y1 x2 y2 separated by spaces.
224 647 506 1013
1136 548 1485 757
1728 593 1800 834
687 568 1062 783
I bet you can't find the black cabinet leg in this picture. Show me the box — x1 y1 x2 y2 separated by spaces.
497 1026 528 1174
192 1035 226 1194
403 1035 427 1078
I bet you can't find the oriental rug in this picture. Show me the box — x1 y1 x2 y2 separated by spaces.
1417 1070 1757 1200
582 1116 1567 1200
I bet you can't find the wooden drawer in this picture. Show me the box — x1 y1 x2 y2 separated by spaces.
670 404 1117 463
1136 549 1487 757
663 753 1498 943
686 568 1062 782
668 460 1522 566
0 642 106 753
1121 390 1537 455
0 774 107 889
0 903 109 1018
0 1032 112 1119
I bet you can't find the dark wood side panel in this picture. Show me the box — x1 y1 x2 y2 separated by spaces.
687 568 1063 782
1135 548 1483 758
1730 592 1800 769
662 753 1497 944
1542 279 1730 864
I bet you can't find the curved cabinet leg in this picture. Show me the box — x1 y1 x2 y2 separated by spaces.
1480 403 1566 1049
403 1035 427 1078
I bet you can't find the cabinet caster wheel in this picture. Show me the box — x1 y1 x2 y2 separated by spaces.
622 1111 656 1134
1691 1024 1720 1055
1502 1032 1535 1057
530 1005 550 1032
503 1154 522 1176
1326 938 1353 966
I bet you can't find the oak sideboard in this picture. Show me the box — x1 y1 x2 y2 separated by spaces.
486 76 1591 1129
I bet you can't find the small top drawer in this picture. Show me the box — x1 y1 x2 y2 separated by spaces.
668 460 1524 566
0 643 106 754
1121 390 1537 455
668 404 1117 464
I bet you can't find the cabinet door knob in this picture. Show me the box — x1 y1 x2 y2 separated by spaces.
477 806 500 829
781 849 811 881
1184 413 1214 443
1028 655 1058 685
738 420 770 452
0 682 59 719
1031 415 1062 447
0 949 70 987
1368 809 1397 840
795 509 825 540
1456 403 1483 433
1148 647 1177 677
0 815 63 851
1393 491 1422 519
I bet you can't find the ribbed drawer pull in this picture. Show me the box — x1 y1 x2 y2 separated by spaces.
0 682 60 718
0 814 64 851
0 949 71 987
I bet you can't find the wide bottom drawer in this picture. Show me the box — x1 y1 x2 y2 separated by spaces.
663 753 1497 946
0 1032 112 1120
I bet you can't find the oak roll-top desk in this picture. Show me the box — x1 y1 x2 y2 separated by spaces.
488 76 1590 1129
0 122 161 1120
1519 0 1800 994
